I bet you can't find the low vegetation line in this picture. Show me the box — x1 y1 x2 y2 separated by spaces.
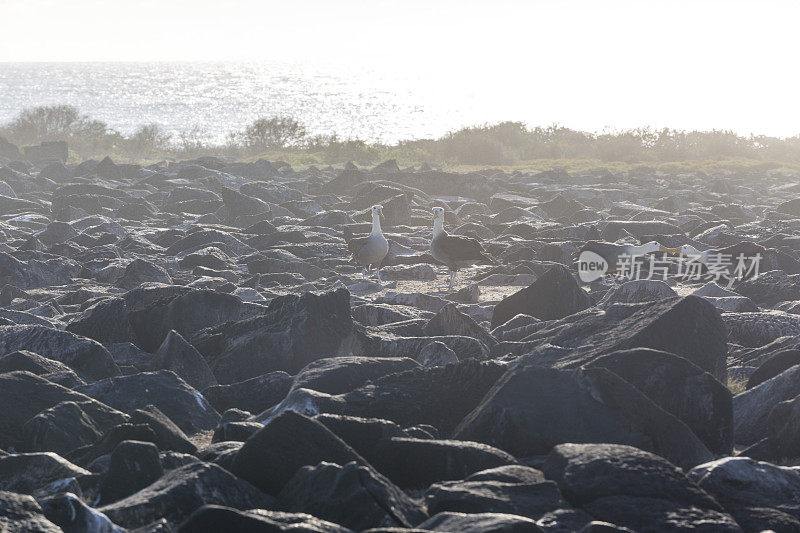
3 104 800 169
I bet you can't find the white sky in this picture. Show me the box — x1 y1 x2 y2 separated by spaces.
1 0 799 136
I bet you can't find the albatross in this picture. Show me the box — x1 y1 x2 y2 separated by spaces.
430 206 493 290
578 240 665 285
343 204 390 284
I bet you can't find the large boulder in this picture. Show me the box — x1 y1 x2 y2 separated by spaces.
127 289 246 352
746 349 800 389
291 356 419 396
0 490 62 532
734 364 800 445
515 296 729 384
735 270 800 307
417 511 544 532
130 405 197 454
116 259 173 290
334 359 507 436
369 437 518 490
689 456 800 529
38 492 124 533
543 444 738 533
75 371 220 435
0 325 119 381
202 371 293 414
424 303 497 348
454 364 713 470
277 461 427 531
98 440 164 505
193 289 355 384
425 466 570 523
597 280 677 308
177 505 352 533
66 297 139 346
491 265 591 329
0 350 78 376
22 400 129 455
0 372 98 449
152 330 217 391
0 452 90 494
230 411 367 496
584 348 732 454
99 462 270 529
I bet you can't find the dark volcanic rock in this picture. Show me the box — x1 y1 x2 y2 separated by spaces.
0 371 97 450
231 411 366 496
99 440 164 505
454 364 713 470
336 359 507 436
38 491 123 533
0 490 62 532
152 330 217 391
517 295 729 384
746 349 800 389
735 270 800 307
417 511 544 532
195 288 354 384
0 325 120 381
22 400 129 455
0 452 89 494
291 356 420 395
202 371 292 414
688 456 800 529
128 288 246 352
99 461 271 529
584 348 732 454
277 461 427 531
66 423 160 467
369 437 518 490
117 258 173 289
66 297 139 346
424 303 497 348
76 371 220 435
491 265 591 329
734 363 800 445
130 405 198 454
543 443 738 533
177 505 353 533
0 349 76 376
425 474 569 523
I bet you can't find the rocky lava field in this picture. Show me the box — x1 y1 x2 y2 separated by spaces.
3 152 800 532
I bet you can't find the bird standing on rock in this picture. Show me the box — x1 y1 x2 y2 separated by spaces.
430 206 493 291
343 205 389 284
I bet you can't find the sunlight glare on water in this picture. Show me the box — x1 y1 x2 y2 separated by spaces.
0 61 494 144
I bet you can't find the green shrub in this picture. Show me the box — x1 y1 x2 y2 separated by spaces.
240 116 307 151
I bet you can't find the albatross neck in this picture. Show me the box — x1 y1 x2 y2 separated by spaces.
371 212 383 235
433 217 445 238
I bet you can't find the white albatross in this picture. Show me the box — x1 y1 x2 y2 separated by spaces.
430 206 493 290
343 205 390 284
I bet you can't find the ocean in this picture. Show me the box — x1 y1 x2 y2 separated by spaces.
0 61 504 145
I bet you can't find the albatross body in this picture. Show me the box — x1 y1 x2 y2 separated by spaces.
579 240 663 285
430 207 492 290
344 205 389 284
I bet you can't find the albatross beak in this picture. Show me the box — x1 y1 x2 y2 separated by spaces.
379 210 385 221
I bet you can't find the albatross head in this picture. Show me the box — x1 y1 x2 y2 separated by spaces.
370 205 385 233
432 207 445 234
681 244 702 257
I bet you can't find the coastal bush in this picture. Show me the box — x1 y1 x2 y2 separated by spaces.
239 116 307 151
3 104 800 166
